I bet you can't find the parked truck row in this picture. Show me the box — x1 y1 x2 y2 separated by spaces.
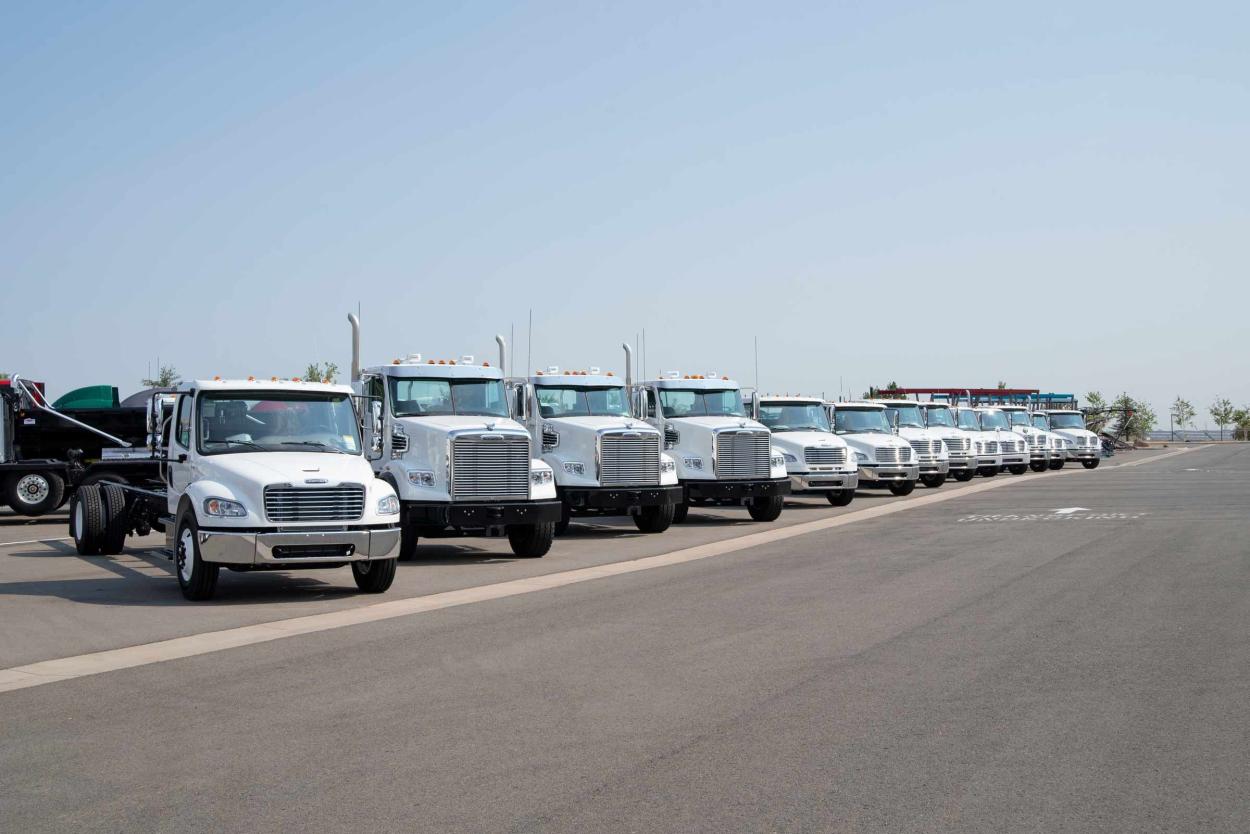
1 315 1109 600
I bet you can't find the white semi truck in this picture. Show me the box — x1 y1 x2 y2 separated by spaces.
751 394 858 506
509 346 682 534
951 406 1005 476
1030 412 1069 469
348 315 561 561
826 401 919 495
917 402 979 481
1043 409 1102 468
875 400 951 488
69 378 403 600
999 405 1054 473
637 372 790 522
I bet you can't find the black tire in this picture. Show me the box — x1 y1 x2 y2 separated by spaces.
888 480 916 496
633 502 674 533
1082 459 1100 469
953 469 976 482
671 501 689 524
70 485 105 556
508 521 555 558
978 467 998 477
1008 464 1029 475
555 503 571 536
1030 461 1048 473
100 483 130 555
1049 459 1065 470
396 521 419 562
920 474 946 489
747 494 784 522
175 512 219 601
7 470 65 516
826 489 854 507
352 558 397 593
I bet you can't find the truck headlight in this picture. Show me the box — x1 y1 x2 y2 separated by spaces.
407 469 435 486
563 462 585 475
203 497 247 518
531 469 553 485
660 458 676 474
377 495 401 515
683 456 703 470
771 454 786 468
855 452 869 463
782 452 798 463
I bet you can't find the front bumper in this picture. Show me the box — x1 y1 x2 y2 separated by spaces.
916 457 949 476
1066 447 1100 461
1000 451 1029 465
196 527 402 566
685 478 791 501
859 464 920 482
947 454 977 472
404 498 563 528
976 454 1004 469
561 484 684 510
789 470 859 492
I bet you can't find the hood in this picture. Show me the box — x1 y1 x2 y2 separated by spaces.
397 414 526 434
769 430 847 453
668 415 769 432
896 426 936 441
200 451 374 486
835 431 908 450
926 426 973 441
1053 427 1098 441
542 415 656 434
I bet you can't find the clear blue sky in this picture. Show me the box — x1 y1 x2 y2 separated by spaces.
3 2 1247 426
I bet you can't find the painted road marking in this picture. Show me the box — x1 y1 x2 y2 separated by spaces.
958 511 1148 523
0 537 73 548
0 446 1196 695
1052 507 1090 514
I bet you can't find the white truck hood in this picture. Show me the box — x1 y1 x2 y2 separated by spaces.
836 431 909 452
768 431 848 453
202 451 373 486
1053 427 1099 443
404 414 527 434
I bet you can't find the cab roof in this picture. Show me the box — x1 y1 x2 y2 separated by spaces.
757 394 823 403
366 361 503 381
530 368 621 386
191 378 354 396
829 401 886 410
647 374 739 390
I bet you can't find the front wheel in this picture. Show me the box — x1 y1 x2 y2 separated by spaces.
747 494 784 522
978 467 998 477
1030 461 1049 473
7 470 65 516
633 503 674 533
508 521 555 558
1049 459 1065 470
352 558 397 593
671 502 690 524
175 513 219 601
920 474 946 489
953 469 976 482
1008 464 1029 475
70 485 105 556
888 481 916 496
1082 459 1100 469
826 489 855 507
396 521 419 561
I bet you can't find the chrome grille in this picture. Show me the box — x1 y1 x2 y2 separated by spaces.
945 436 970 453
909 439 940 458
874 446 913 464
984 441 999 454
714 429 770 479
599 431 661 487
804 447 847 465
264 484 365 522
451 433 531 501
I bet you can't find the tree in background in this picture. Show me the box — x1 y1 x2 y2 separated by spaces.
1084 391 1109 433
1111 393 1156 442
0 373 9 381
1170 397 1195 439
1232 407 1250 441
304 362 340 384
996 381 1007 389
142 365 180 388
1210 398 1235 441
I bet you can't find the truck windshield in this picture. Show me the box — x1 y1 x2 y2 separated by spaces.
979 411 1010 430
1006 411 1031 428
757 403 830 432
389 378 509 418
956 410 981 431
887 404 925 428
535 385 630 418
1048 413 1087 429
1031 414 1050 430
198 392 361 455
924 407 956 428
833 409 890 434
658 388 745 418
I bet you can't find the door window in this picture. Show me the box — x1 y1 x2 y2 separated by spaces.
175 396 192 448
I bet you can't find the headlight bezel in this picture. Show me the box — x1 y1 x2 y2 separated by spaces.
203 497 247 518
406 469 436 487
530 468 554 485
377 495 401 515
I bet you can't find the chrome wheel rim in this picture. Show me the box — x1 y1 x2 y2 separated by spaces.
73 500 84 539
178 528 195 582
15 474 50 505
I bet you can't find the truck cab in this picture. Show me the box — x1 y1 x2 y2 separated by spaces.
874 400 951 488
511 362 681 534
638 373 789 522
999 405 1053 472
918 402 979 482
951 406 1005 476
826 402 919 495
751 394 858 506
1043 409 1102 469
70 378 404 600
1030 412 1068 469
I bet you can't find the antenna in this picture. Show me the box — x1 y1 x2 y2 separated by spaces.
527 309 533 375
754 336 759 391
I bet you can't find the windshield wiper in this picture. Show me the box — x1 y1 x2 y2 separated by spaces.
206 438 266 450
280 441 345 453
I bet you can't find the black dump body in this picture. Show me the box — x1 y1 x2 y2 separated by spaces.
10 405 149 462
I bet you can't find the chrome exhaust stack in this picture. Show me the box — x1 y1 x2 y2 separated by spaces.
495 334 507 377
348 313 362 383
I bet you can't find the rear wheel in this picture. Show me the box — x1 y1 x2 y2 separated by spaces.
175 512 219 601
671 501 690 524
352 558 397 593
920 474 946 489
888 481 916 496
826 489 854 507
1030 461 1049 472
747 494 784 522
1082 459 1100 469
1049 459 1065 470
7 470 65 516
953 469 976 482
1008 464 1029 475
70 485 105 556
100 484 130 555
508 521 555 558
633 503 674 533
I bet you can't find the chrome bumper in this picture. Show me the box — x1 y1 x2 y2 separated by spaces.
916 457 949 475
195 527 402 566
976 455 1003 468
1066 448 1100 461
790 471 859 491
947 454 977 471
859 464 920 481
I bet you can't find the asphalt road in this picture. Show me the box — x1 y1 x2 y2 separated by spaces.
2 445 1246 832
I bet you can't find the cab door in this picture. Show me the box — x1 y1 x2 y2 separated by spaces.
360 374 385 464
166 394 195 514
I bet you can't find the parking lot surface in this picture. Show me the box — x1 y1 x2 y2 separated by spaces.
3 444 1247 833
